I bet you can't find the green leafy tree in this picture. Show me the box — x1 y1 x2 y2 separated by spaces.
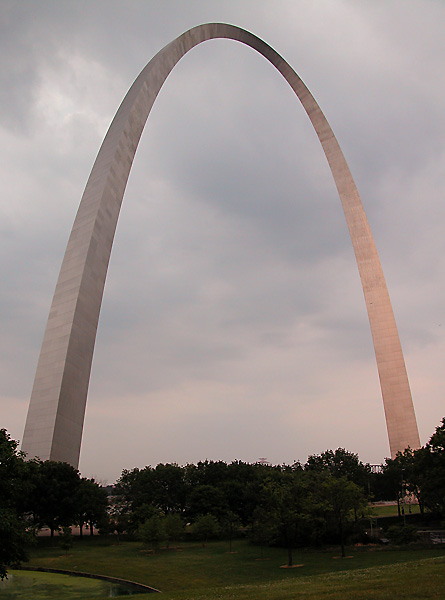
259 471 310 567
186 460 229 488
224 461 273 525
150 464 187 514
115 464 187 530
387 524 418 544
414 418 445 516
115 463 187 514
378 418 445 519
0 509 31 579
76 478 108 536
221 510 241 553
28 460 81 536
59 526 74 554
187 484 228 520
250 505 278 559
192 514 220 547
389 448 425 516
107 498 130 544
0 429 33 579
163 513 184 549
138 515 165 552
114 467 149 531
317 473 367 557
306 448 371 494
379 457 405 515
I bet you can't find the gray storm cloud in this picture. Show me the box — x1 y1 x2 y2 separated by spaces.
1 0 444 481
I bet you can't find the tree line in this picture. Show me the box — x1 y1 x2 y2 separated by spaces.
113 450 370 562
1 417 444 577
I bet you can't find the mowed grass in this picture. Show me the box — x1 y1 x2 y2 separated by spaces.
26 536 445 599
165 557 445 600
370 504 421 518
0 569 114 600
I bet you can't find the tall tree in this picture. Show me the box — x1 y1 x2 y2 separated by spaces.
76 478 109 536
220 510 241 553
107 498 130 544
316 473 367 557
0 429 32 579
163 513 184 549
414 418 445 516
138 515 165 553
187 484 228 520
250 505 278 559
150 463 187 514
192 514 220 547
259 471 310 567
306 448 370 493
29 460 81 536
115 463 187 528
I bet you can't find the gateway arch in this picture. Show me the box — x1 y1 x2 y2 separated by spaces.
22 23 420 468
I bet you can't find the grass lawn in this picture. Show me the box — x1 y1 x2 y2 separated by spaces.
370 504 421 518
165 557 445 600
0 569 117 600
23 536 445 599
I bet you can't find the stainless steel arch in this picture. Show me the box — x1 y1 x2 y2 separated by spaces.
22 23 420 467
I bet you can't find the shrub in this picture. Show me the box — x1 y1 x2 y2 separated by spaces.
387 524 418 544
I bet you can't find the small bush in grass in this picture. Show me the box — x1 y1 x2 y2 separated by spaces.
192 514 220 547
138 516 165 553
59 527 73 554
164 514 184 549
387 524 418 544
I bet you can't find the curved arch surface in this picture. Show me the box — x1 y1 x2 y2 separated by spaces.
22 23 420 467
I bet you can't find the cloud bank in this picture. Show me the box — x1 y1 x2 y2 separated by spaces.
1 0 444 482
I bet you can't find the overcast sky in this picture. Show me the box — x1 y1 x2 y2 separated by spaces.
1 0 444 483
